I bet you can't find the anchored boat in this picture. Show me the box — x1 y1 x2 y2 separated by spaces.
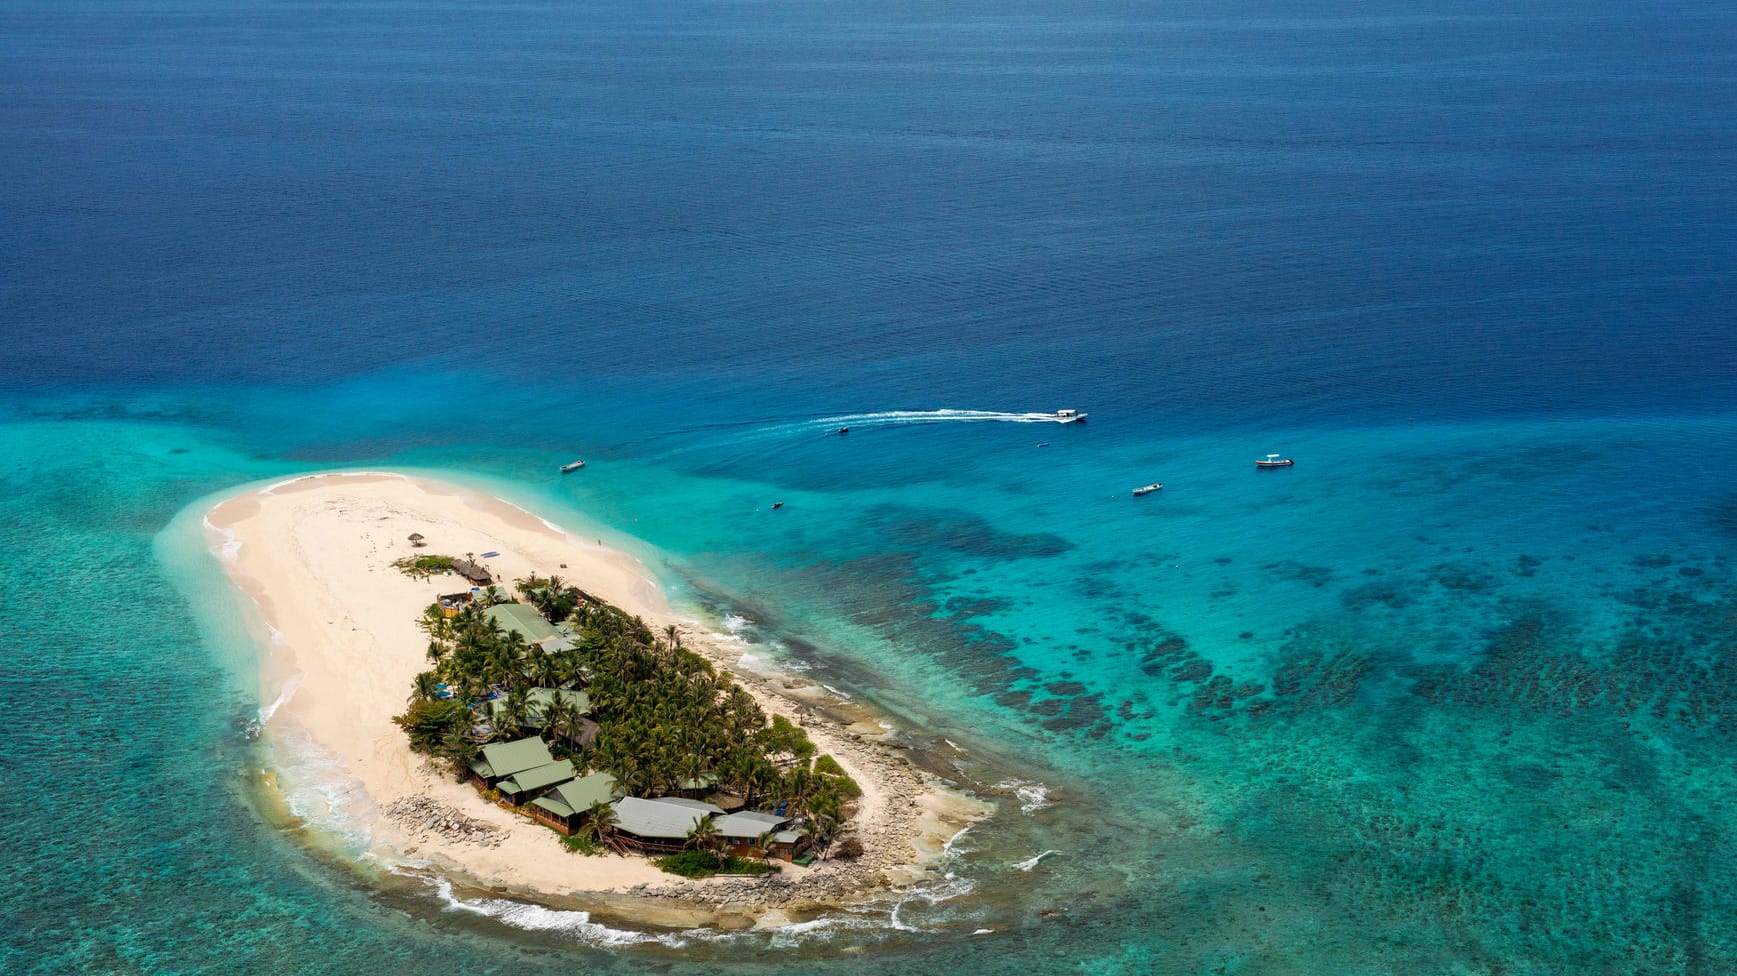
559 460 586 473
1255 453 1294 469
1132 483 1163 496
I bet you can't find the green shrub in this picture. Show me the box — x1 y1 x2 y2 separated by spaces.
655 851 774 878
559 832 604 856
391 554 457 579
812 755 863 798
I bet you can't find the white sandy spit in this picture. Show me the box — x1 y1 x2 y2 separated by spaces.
206 471 988 924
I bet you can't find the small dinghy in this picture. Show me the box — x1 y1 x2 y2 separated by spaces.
560 460 586 473
1132 483 1163 497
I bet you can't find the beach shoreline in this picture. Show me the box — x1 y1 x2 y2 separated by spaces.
204 470 988 929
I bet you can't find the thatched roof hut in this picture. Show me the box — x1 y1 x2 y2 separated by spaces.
408 532 426 547
452 557 493 585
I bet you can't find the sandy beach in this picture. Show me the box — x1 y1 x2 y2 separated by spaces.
205 471 986 928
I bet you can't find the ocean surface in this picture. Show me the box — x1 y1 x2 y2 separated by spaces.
3 0 1735 972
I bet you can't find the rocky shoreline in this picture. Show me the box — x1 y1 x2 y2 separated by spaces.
385 795 504 849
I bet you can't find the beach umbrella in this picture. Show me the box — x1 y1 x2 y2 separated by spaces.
409 533 426 547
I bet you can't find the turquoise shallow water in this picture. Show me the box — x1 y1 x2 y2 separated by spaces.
5 398 1737 973
5 0 1737 970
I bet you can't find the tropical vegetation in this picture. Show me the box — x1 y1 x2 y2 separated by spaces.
392 573 861 852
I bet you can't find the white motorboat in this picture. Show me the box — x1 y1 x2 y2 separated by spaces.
1132 483 1163 496
560 460 586 473
1053 409 1088 423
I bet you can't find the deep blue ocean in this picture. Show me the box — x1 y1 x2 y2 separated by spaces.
3 0 1735 972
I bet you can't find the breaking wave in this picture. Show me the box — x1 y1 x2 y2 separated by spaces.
1012 850 1062 872
994 779 1053 813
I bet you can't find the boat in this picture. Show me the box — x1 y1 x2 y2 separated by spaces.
837 427 849 434
771 501 785 510
1132 483 1163 496
560 460 586 473
1255 453 1294 469
1053 409 1088 423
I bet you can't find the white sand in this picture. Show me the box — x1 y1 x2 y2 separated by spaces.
208 471 985 918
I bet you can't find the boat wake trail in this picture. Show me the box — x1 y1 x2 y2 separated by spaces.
810 409 1075 432
640 408 1078 470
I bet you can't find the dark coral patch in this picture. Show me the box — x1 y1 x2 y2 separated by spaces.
1340 580 1415 612
870 505 1074 560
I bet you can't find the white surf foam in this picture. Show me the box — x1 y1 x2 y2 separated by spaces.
940 823 974 860
428 877 718 947
258 673 302 723
203 515 242 561
270 731 377 850
1012 850 1063 872
994 778 1053 813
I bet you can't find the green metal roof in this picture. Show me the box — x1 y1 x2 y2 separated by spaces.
483 603 559 644
547 772 619 813
472 736 553 779
531 796 575 818
498 759 575 796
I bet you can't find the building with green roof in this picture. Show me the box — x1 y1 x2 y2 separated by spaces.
467 736 554 789
529 772 621 835
482 602 559 644
495 759 576 804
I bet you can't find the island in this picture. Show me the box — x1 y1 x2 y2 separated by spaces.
207 471 986 930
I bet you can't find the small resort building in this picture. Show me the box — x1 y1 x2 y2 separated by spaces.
608 797 724 853
482 602 559 644
712 810 812 860
494 758 576 805
529 772 621 834
468 736 554 791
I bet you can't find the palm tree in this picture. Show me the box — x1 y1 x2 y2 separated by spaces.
755 829 778 865
435 731 480 782
494 686 531 739
410 670 442 703
782 765 816 812
540 696 572 749
419 605 450 640
579 799 618 843
686 815 724 869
